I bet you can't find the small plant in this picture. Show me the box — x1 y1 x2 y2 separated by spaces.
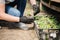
34 15 60 29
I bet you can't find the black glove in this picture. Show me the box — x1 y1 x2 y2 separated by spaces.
20 16 34 24
32 5 40 15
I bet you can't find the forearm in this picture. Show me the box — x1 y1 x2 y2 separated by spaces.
0 4 20 22
0 12 20 22
30 0 36 5
29 0 40 15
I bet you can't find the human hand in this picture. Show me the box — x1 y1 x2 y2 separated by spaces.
32 5 40 16
20 16 34 24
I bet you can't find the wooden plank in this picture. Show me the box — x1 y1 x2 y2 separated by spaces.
41 0 60 12
51 0 60 3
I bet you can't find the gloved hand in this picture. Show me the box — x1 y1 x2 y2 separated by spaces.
20 16 34 24
32 5 40 16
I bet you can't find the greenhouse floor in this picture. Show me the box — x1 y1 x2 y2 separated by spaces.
0 25 39 40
